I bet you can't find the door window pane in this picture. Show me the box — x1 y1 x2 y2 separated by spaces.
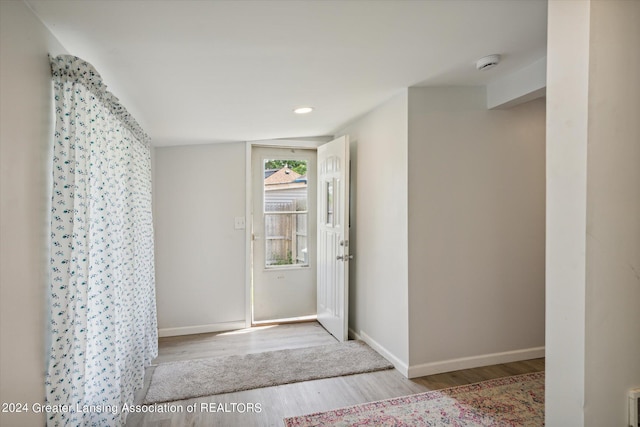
263 160 308 267
326 180 334 226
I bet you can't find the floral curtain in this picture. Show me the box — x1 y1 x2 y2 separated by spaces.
46 55 157 426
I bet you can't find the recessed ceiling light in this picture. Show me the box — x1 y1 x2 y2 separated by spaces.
293 107 314 114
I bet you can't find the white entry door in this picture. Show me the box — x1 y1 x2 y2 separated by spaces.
252 146 317 323
317 136 350 341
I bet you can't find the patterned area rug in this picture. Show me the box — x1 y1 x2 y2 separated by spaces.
284 371 544 427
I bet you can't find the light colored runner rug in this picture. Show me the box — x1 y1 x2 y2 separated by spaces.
144 340 393 404
284 371 545 427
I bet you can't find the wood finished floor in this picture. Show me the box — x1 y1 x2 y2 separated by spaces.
126 322 544 427
152 321 338 364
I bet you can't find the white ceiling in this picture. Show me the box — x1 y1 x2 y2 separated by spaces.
27 0 547 146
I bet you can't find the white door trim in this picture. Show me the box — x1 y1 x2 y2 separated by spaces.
244 138 331 327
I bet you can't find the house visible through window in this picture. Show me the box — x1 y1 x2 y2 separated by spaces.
263 160 309 267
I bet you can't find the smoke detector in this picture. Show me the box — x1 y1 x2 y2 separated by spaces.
476 54 501 71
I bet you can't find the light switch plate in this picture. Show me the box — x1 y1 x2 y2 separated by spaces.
234 216 246 230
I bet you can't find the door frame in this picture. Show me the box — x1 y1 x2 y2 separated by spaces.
244 138 331 327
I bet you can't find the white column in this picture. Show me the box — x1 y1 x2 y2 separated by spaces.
546 0 640 425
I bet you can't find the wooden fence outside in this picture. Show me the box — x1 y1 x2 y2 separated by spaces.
264 199 308 266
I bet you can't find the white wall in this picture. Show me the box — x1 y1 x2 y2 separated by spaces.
0 1 67 425
486 56 547 110
407 87 546 375
338 90 410 371
584 2 640 424
545 1 591 423
547 1 640 425
154 143 246 335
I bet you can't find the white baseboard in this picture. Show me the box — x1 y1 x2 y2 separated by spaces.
158 321 247 337
407 346 545 379
348 328 360 340
356 330 409 377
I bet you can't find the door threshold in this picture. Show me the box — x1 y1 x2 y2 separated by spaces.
252 314 317 327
